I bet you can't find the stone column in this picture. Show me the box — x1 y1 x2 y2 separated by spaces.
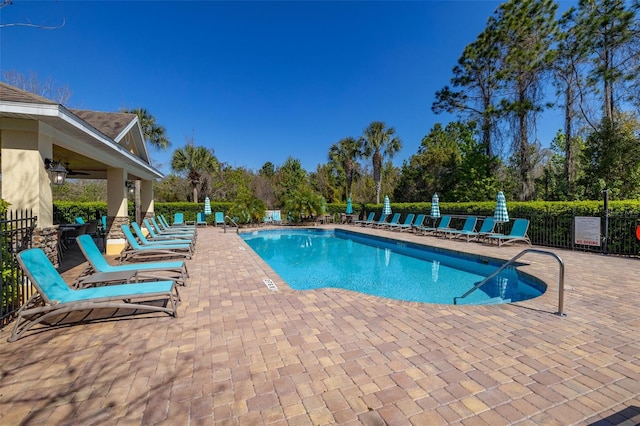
105 168 129 255
32 226 60 268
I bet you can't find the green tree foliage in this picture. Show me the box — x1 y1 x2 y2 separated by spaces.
360 121 402 204
283 187 324 223
310 163 341 204
328 137 362 200
535 131 586 201
273 157 307 207
565 0 639 124
350 168 376 204
122 108 171 151
554 9 589 198
491 0 558 201
395 121 499 203
51 180 107 202
170 137 218 203
581 113 640 199
259 162 275 179
228 188 266 224
432 27 502 160
154 175 191 202
211 165 253 202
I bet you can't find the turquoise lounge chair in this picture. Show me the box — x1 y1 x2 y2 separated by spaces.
9 248 178 342
416 215 452 235
196 212 207 226
214 211 226 227
409 214 426 232
466 217 498 242
75 217 85 224
442 216 477 240
131 222 194 251
152 217 196 237
263 211 273 225
142 221 196 242
353 212 375 226
366 214 388 228
168 213 195 228
120 225 193 263
77 235 188 287
387 213 415 232
488 218 532 247
378 213 401 229
271 210 282 225
173 212 186 226
143 219 194 242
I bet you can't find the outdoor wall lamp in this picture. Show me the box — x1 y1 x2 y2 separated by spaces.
44 158 68 185
126 180 135 195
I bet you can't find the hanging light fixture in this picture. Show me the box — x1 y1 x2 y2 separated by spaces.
126 180 135 195
44 158 68 185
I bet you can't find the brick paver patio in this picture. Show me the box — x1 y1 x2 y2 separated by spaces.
0 224 638 425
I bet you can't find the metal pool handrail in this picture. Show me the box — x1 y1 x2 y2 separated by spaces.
453 248 566 316
225 215 239 234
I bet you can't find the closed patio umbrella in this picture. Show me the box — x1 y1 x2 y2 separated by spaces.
494 191 509 223
382 195 392 216
430 193 440 218
204 196 212 216
346 197 353 214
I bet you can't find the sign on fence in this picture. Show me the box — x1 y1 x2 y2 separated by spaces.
575 216 601 246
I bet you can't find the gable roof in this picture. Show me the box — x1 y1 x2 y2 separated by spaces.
70 110 137 140
0 82 161 180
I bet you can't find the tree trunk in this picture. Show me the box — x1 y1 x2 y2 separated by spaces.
373 151 382 204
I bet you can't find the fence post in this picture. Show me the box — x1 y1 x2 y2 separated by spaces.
602 189 609 255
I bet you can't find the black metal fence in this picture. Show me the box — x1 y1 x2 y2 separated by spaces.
1 210 37 326
444 210 640 257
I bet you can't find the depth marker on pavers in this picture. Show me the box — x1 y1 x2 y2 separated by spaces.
263 279 278 291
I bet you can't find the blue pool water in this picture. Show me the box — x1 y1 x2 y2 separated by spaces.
241 228 546 305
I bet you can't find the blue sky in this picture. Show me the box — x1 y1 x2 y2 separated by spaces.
1 1 567 174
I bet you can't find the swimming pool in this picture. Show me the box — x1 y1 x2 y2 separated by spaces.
241 228 546 305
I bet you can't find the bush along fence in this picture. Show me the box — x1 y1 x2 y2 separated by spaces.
1 209 37 327
52 200 640 257
352 199 640 257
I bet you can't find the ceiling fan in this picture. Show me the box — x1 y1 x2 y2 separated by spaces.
64 163 90 176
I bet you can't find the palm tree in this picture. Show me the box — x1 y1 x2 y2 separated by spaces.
329 137 362 200
360 121 402 204
123 108 171 151
171 141 218 203
122 108 171 223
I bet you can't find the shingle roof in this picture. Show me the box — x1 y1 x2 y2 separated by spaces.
0 82 137 140
0 81 58 105
70 109 137 140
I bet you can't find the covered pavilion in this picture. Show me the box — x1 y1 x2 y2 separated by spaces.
0 82 163 261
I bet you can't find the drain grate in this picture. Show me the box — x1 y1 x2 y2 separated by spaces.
263 279 278 291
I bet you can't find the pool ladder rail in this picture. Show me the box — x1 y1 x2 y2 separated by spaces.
453 248 566 317
225 215 239 234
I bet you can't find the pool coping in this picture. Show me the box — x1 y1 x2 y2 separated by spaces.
240 226 547 307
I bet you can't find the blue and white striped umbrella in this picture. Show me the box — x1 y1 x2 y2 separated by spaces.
204 196 212 215
346 197 353 214
494 191 509 223
430 193 440 218
382 195 392 216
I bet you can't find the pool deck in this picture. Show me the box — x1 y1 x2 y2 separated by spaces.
0 224 638 425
